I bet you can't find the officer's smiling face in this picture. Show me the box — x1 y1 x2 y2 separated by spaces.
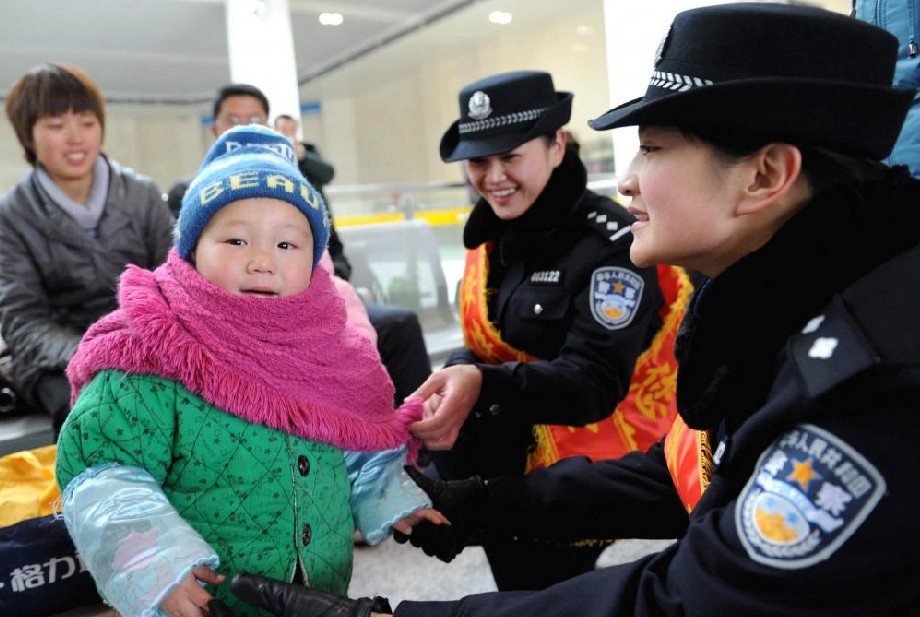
619 126 754 277
466 131 566 220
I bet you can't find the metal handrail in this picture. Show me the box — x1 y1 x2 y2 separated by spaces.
325 173 621 220
325 179 466 195
326 173 618 197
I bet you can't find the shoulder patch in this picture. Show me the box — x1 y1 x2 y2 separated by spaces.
589 266 644 330
584 203 632 243
789 295 878 399
736 424 886 570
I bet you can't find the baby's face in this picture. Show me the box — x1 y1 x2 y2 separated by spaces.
193 197 314 297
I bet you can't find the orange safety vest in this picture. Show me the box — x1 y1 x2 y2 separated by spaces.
460 243 693 473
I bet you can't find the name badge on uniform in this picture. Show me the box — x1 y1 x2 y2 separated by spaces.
589 267 644 330
736 424 886 570
530 270 561 284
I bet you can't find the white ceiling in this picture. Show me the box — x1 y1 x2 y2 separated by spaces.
0 0 854 106
0 0 476 103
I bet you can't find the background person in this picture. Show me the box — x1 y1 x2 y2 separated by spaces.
0 62 172 434
274 113 349 280
854 0 920 177
223 3 920 616
57 125 443 617
166 83 274 220
409 70 685 590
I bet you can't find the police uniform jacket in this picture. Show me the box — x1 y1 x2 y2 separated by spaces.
397 168 920 616
448 148 663 427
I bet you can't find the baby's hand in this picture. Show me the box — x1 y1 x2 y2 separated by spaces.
393 507 450 536
160 565 225 617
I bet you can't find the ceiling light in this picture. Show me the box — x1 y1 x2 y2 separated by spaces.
488 11 512 25
319 12 344 26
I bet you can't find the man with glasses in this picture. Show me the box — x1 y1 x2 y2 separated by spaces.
166 84 271 218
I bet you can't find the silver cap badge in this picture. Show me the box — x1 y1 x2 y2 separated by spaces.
467 90 492 120
654 23 672 67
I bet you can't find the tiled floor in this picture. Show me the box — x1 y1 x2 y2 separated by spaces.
348 537 676 608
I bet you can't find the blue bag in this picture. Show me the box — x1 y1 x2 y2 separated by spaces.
0 514 101 616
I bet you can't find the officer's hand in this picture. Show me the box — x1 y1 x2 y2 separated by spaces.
394 466 487 562
403 465 485 519
409 366 482 449
393 518 467 563
230 573 392 617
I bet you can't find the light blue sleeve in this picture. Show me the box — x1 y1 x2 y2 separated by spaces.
60 463 219 617
344 445 432 546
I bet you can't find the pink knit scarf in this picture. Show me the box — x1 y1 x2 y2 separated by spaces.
67 250 421 454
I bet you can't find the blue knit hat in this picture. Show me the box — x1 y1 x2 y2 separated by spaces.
177 124 330 267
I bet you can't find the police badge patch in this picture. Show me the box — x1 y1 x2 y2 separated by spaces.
736 424 886 570
589 267 644 330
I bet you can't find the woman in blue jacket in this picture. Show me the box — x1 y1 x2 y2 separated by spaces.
854 0 920 176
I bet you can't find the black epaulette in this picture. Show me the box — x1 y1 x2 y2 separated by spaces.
582 199 634 244
788 294 880 399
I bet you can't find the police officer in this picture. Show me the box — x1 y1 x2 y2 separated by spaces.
217 4 920 616
408 70 681 590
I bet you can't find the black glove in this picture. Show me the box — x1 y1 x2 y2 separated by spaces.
403 465 486 519
393 517 467 562
393 466 487 562
230 572 392 617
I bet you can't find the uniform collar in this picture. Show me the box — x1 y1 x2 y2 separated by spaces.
676 167 920 431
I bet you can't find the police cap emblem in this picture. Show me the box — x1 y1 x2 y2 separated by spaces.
467 90 492 121
654 23 672 67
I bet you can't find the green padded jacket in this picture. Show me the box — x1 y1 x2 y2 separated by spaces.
56 369 354 617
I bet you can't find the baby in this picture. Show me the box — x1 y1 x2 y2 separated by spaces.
56 125 444 617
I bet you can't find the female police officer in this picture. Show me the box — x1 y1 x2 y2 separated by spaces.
220 3 920 616
408 71 685 590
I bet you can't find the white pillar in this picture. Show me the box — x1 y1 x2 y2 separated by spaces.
601 0 735 185
225 0 302 135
